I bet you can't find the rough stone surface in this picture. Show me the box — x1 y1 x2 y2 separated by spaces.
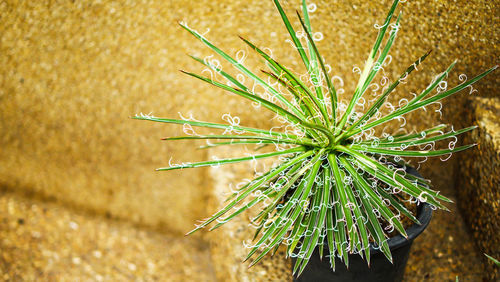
0 149 487 281
404 189 485 281
0 0 498 280
0 189 216 281
456 96 500 281
0 0 497 234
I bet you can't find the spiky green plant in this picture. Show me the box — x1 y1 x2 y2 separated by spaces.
134 0 496 276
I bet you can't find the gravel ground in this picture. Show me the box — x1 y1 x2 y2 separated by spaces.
0 190 215 281
0 179 488 282
403 191 486 281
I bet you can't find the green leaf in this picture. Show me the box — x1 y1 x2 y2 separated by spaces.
360 124 447 145
328 155 361 257
339 157 408 238
246 149 325 267
179 22 305 119
188 54 249 91
238 35 322 126
347 65 497 138
339 164 371 263
296 7 329 128
369 0 400 60
407 60 457 106
182 69 337 146
340 50 432 140
349 143 476 157
356 13 401 101
325 189 337 269
287 204 311 256
245 152 322 260
337 145 450 208
157 146 305 171
163 134 316 147
335 1 400 134
180 70 306 125
185 150 314 235
362 126 476 148
132 116 296 139
272 0 310 70
296 11 338 126
317 169 331 260
345 165 392 263
210 162 303 231
238 37 341 147
410 65 497 109
239 36 330 128
252 160 311 226
485 253 500 267
377 186 419 224
329 164 349 266
260 69 317 118
197 140 273 150
293 179 324 275
293 169 331 275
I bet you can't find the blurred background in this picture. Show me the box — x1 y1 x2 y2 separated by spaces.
0 0 498 281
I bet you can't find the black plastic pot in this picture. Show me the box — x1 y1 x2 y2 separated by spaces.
292 167 433 282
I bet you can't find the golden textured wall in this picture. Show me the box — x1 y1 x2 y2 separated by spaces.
0 0 497 237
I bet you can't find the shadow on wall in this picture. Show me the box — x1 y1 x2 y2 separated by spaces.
0 0 497 236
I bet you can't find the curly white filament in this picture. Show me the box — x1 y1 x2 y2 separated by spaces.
235 50 247 64
374 20 389 30
307 3 317 12
182 124 197 136
313 32 324 41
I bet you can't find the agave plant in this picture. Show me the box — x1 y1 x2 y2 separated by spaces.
134 0 496 276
